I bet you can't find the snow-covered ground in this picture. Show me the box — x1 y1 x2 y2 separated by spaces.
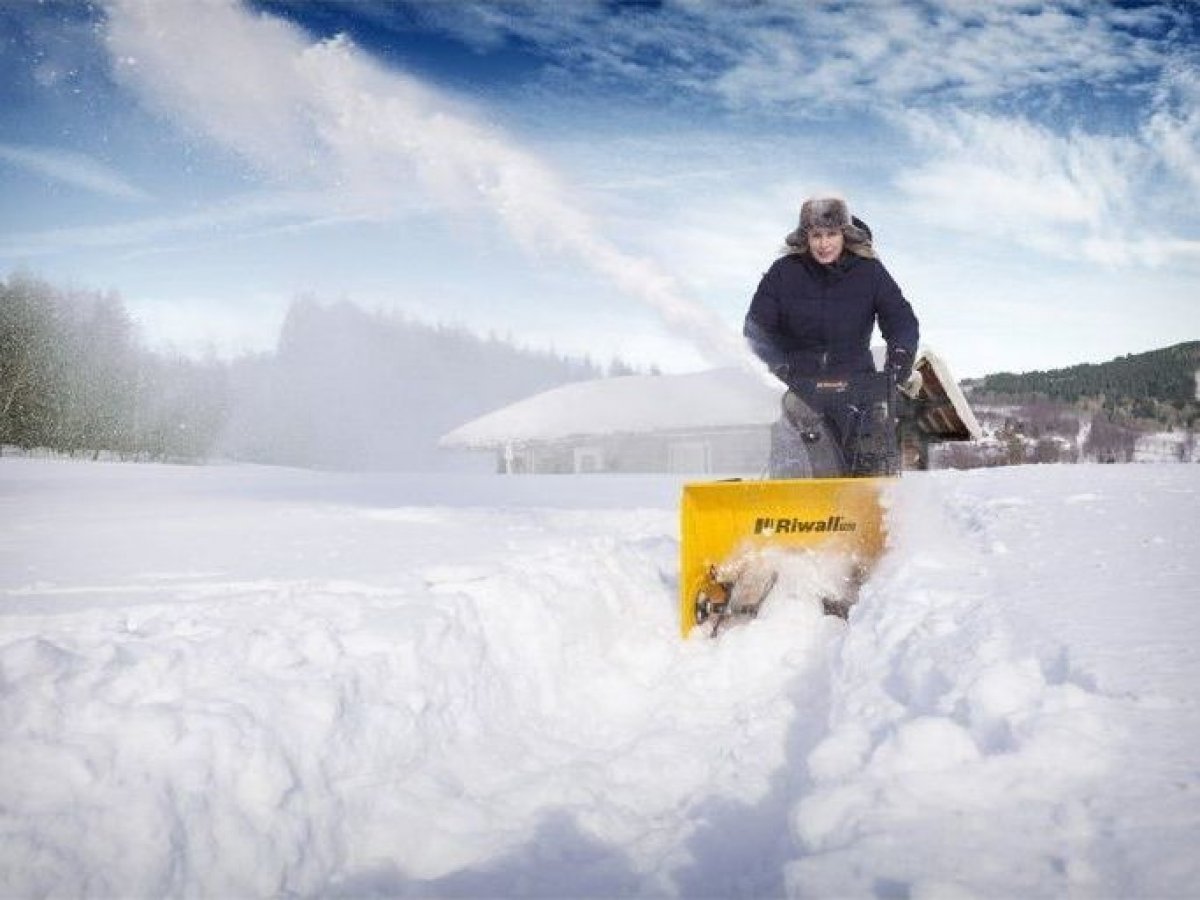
1135 431 1198 464
2 457 1198 898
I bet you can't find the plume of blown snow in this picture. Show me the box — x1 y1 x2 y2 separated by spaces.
103 0 751 369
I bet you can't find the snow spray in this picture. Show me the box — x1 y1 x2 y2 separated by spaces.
104 0 755 370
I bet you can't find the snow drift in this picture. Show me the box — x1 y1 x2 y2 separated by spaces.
1 458 1197 897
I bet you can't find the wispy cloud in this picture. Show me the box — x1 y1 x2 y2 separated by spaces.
385 0 1199 268
406 0 1186 114
102 0 751 368
892 109 1200 267
0 143 152 201
1145 61 1200 195
95 0 1198 283
0 190 357 258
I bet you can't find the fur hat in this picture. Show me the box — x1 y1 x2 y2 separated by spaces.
784 197 872 248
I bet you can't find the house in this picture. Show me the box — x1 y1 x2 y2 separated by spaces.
439 349 981 475
439 368 781 475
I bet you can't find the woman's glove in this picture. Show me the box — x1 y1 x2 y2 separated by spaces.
885 346 913 383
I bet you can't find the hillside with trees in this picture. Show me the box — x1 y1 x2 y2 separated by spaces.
948 342 1200 467
971 342 1200 429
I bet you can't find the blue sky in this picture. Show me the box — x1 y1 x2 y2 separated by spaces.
1 0 1197 377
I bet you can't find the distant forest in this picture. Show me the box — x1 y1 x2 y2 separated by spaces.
4 273 1195 470
0 274 639 469
967 342 1200 431
937 342 1200 468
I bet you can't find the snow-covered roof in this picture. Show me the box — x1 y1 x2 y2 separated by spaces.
440 367 780 448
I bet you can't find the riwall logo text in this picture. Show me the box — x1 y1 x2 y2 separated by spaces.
753 516 857 535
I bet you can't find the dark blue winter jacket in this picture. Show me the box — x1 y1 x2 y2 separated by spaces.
744 252 919 386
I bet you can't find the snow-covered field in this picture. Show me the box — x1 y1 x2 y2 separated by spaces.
2 457 1198 898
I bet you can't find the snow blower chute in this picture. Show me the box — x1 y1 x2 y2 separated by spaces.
679 350 980 637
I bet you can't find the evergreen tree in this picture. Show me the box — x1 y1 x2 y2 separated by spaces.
1 275 68 451
0 274 231 461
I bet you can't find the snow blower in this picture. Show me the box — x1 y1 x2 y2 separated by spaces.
679 349 979 637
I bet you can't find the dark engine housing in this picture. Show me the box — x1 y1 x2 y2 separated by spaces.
768 372 901 478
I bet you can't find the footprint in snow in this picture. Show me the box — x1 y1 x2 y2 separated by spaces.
422 565 498 590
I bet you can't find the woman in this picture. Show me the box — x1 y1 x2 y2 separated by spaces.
744 196 920 475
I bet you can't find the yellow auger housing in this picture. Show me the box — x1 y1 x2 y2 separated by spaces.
679 476 891 637
676 348 980 638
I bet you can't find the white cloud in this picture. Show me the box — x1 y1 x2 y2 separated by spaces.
0 143 151 201
1145 62 1200 195
408 1 1184 114
102 0 750 370
892 109 1200 267
711 1 1172 111
98 1 1199 278
383 0 1200 271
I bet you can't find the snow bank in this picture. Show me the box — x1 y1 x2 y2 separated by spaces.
1 459 1197 897
790 469 1138 897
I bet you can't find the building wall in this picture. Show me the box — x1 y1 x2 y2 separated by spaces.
500 426 772 474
